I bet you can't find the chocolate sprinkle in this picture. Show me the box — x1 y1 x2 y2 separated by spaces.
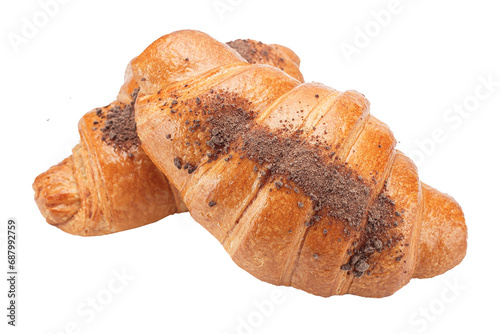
174 157 182 169
239 128 371 226
355 260 370 272
340 189 405 276
341 264 352 271
100 88 141 152
227 39 286 71
184 163 196 174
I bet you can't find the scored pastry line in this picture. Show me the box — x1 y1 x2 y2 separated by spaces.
89 107 119 232
344 153 423 294
221 82 315 253
284 91 369 285
77 141 95 222
287 93 371 288
279 90 343 285
67 146 86 226
331 93 370 159
338 144 397 295
408 180 424 278
79 114 116 233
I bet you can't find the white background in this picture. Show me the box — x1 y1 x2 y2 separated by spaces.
1 0 499 333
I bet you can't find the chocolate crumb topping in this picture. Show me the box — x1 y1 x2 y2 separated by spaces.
160 88 402 278
100 88 140 152
239 127 370 226
205 107 252 153
353 271 364 278
227 39 286 71
183 163 196 174
174 157 182 169
340 189 405 277
355 260 370 272
341 264 351 271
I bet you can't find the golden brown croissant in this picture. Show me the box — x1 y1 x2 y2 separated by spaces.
132 30 467 298
33 38 304 236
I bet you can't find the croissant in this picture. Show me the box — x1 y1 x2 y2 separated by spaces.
131 30 467 298
33 38 304 236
